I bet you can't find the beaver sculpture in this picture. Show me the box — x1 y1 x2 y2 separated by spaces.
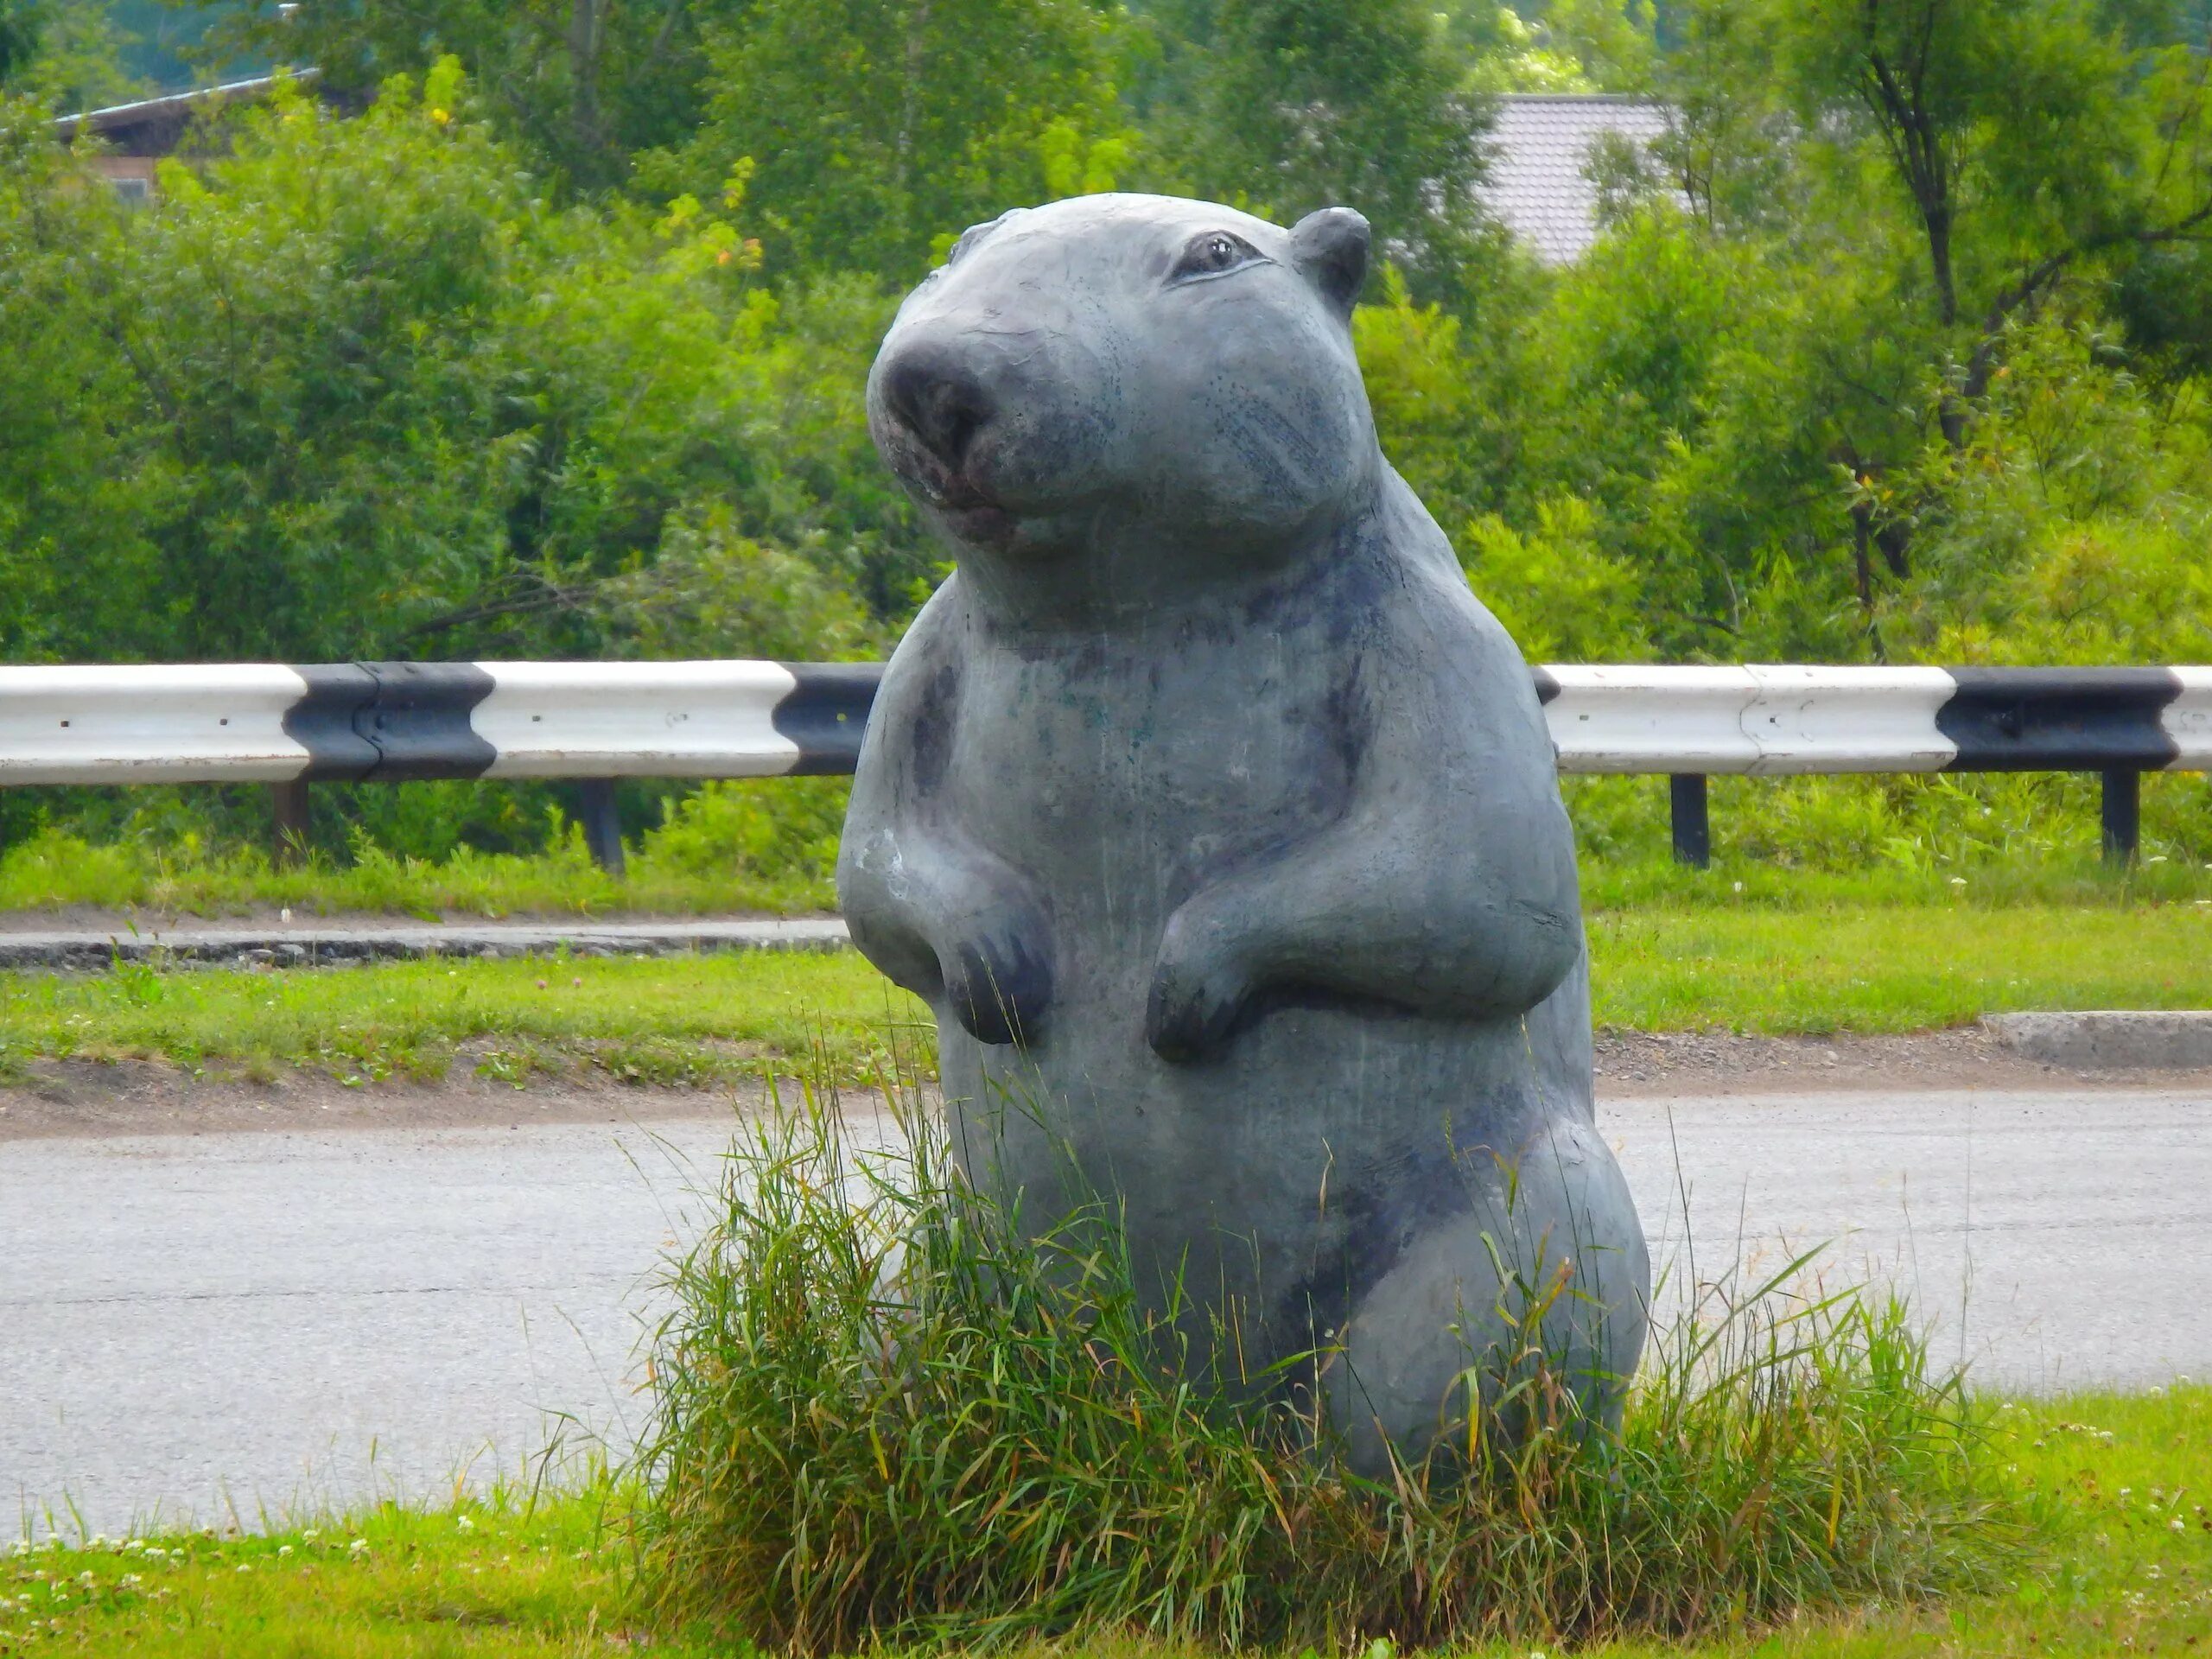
838 193 1648 1472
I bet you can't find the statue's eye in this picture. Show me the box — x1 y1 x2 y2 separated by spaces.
1169 230 1263 284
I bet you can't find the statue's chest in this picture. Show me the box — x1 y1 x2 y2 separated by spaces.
944 623 1357 913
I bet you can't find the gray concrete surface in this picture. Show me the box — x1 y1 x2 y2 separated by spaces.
0 916 849 970
3 1087 2206 1537
1984 1009 2212 1070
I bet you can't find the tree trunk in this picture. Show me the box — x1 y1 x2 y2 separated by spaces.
568 0 606 176
893 1 930 254
1850 498 1876 613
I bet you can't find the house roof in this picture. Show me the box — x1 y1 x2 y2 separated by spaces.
1484 93 1671 264
54 71 320 156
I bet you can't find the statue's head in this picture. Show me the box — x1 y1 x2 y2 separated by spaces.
868 193 1377 573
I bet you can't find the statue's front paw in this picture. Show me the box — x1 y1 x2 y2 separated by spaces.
1146 906 1254 1063
940 908 1053 1046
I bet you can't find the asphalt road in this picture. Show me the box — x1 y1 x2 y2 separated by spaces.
0 915 849 970
3 1089 2207 1537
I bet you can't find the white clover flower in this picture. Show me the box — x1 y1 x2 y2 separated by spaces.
456 1515 474 1532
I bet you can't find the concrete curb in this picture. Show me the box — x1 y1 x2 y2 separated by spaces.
1980 1010 2212 1069
0 918 853 971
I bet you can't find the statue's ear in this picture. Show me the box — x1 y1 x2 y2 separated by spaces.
1290 207 1370 320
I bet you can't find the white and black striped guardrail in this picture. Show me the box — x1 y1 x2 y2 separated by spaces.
1533 664 2212 865
0 661 2202 868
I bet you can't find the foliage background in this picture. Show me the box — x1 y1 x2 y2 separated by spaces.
1 0 2209 886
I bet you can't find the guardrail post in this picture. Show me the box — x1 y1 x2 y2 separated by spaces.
2101 768 2140 865
270 779 311 868
1669 773 1711 868
578 779 626 877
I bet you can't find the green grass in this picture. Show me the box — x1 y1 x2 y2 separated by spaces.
3 847 2209 925
0 899 2204 1085
8 1370 2201 1654
3 792 2211 926
1580 852 2212 912
636 1082 2024 1652
0 830 836 921
1 1486 687 1658
0 950 930 1088
1588 900 2212 1033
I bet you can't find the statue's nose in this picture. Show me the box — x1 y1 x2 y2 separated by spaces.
880 340 995 471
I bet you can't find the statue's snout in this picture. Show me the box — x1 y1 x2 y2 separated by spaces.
879 339 997 474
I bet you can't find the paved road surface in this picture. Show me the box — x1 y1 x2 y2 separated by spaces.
4 1089 2206 1536
0 916 849 969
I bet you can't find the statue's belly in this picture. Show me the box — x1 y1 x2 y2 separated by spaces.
927 626 1595 1363
944 630 1353 986
943 997 1553 1368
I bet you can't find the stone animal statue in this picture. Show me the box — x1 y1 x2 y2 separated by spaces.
839 192 1648 1472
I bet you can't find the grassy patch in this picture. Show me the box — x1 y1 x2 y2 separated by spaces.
636 1084 2026 1652
5 790 2212 928
0 950 929 1087
1588 901 2212 1033
6 1389 2204 1656
0 901 2204 1084
0 830 835 921
1 1486 696 1658
1581 851 2212 912
0 777 851 921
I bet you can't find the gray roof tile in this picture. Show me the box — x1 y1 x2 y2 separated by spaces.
1483 93 1672 264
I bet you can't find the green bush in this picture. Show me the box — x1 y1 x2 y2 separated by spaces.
1564 769 2212 880
635 1071 2024 1651
635 776 850 888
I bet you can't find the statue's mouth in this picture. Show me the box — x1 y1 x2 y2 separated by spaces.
889 437 1018 547
932 492 1015 547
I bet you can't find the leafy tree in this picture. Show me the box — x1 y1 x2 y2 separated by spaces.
1438 3 1662 89
1529 0 2212 644
0 3 41 82
647 0 1133 285
1137 0 1503 302
0 60 925 665
191 0 750 190
1752 0 2212 445
0 99 169 660
1 0 139 109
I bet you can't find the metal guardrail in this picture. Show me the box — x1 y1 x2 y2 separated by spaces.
0 661 2202 870
1535 664 2211 865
